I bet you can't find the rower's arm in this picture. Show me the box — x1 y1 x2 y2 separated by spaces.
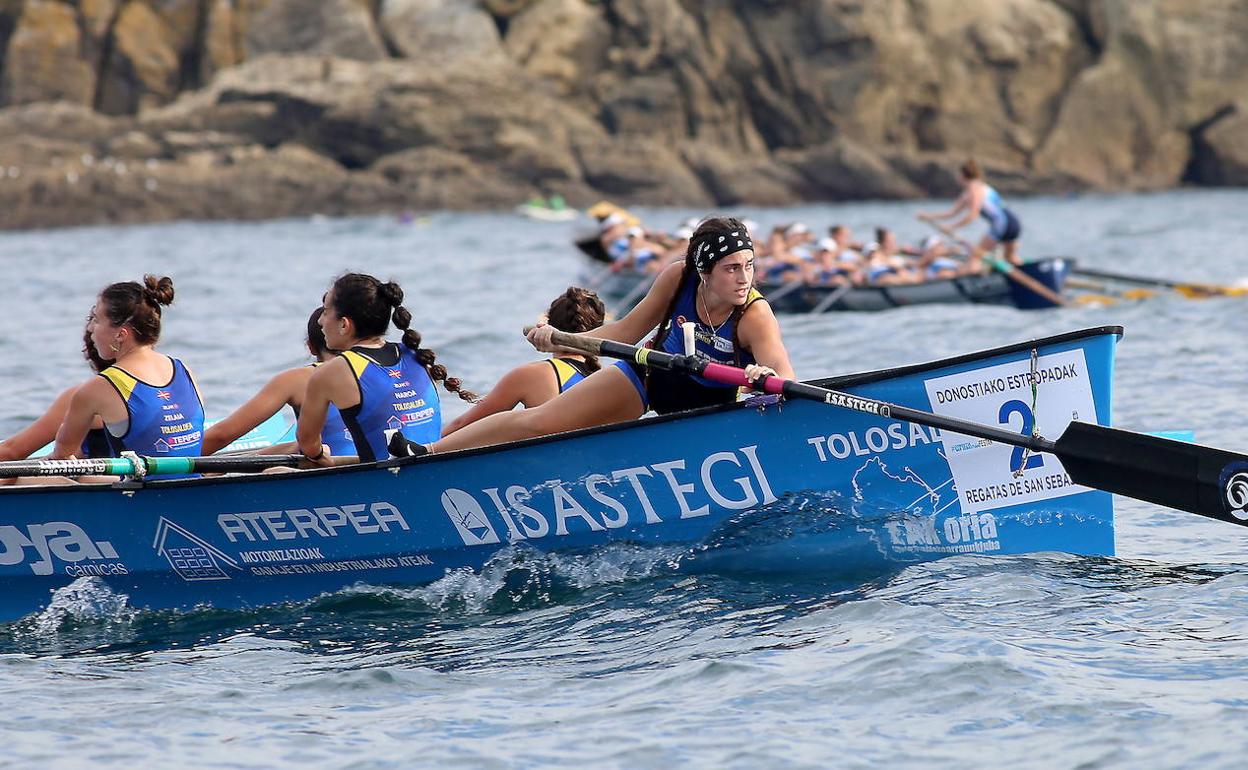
203 368 303 454
51 379 109 459
0 386 77 461
296 361 344 461
589 262 684 344
442 362 549 437
737 302 796 380
951 186 983 228
920 192 970 222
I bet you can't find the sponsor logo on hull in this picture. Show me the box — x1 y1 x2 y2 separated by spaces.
0 522 123 576
441 445 778 547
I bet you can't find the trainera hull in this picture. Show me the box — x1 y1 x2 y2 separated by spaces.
0 328 1120 621
591 259 1070 313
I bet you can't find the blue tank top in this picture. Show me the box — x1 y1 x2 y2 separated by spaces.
338 344 441 463
98 357 205 476
549 357 592 393
657 279 758 389
980 184 1011 232
298 363 355 458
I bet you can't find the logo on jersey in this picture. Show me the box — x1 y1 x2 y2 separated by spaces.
156 390 172 400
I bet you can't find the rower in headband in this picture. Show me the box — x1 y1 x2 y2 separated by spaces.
428 216 795 455
691 227 754 273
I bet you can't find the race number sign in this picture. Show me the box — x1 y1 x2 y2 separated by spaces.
923 350 1096 513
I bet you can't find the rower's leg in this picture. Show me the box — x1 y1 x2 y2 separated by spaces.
968 235 997 273
1002 240 1021 266
433 365 645 453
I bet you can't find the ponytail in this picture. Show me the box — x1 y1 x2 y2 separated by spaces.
390 302 479 403
330 272 479 402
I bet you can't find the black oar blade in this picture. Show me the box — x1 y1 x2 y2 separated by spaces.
1055 421 1248 524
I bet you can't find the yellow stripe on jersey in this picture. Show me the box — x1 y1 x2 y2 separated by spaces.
550 358 579 388
339 350 372 380
100 367 138 403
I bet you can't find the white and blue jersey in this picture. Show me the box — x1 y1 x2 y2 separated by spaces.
980 185 1022 242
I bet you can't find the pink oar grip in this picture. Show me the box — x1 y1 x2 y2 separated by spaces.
701 362 785 395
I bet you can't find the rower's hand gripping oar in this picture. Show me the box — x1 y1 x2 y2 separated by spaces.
541 328 1248 528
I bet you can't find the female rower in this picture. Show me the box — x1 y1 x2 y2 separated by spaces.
0 323 112 472
918 158 1023 270
442 287 606 437
51 276 206 467
201 308 354 456
297 273 477 465
430 216 794 454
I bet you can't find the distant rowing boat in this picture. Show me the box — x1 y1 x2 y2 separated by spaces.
517 200 580 222
0 327 1118 622
576 236 1069 312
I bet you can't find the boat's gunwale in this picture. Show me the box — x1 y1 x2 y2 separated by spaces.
0 325 1123 498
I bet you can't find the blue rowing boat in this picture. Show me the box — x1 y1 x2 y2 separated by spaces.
0 327 1120 622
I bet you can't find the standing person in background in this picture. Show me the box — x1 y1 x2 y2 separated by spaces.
442 287 606 437
918 158 1023 271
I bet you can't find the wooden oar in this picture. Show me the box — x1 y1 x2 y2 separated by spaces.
811 281 855 313
616 272 658 309
1068 266 1248 299
544 329 1248 527
926 222 1067 307
0 453 312 480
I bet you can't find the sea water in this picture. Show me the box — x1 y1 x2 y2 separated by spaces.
1 189 1247 768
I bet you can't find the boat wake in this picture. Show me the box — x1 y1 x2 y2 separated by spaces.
315 542 687 616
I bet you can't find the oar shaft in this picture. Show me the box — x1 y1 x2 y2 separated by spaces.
0 457 137 479
1071 266 1245 296
925 222 1065 307
547 329 1053 454
0 453 309 480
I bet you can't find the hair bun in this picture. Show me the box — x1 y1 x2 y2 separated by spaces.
142 275 175 306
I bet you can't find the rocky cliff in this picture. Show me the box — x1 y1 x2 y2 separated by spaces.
0 0 1245 229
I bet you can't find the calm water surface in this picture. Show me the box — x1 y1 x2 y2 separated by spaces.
1 189 1247 768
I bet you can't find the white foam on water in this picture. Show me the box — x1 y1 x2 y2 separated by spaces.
29 577 136 636
341 543 684 615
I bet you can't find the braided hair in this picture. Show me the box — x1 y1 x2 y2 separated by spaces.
330 273 479 403
545 286 605 372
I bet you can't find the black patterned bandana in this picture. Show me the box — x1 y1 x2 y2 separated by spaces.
692 229 753 273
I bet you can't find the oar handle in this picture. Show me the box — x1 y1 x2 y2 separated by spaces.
523 326 608 357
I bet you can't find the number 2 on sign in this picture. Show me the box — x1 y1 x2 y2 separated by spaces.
999 400 1045 473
